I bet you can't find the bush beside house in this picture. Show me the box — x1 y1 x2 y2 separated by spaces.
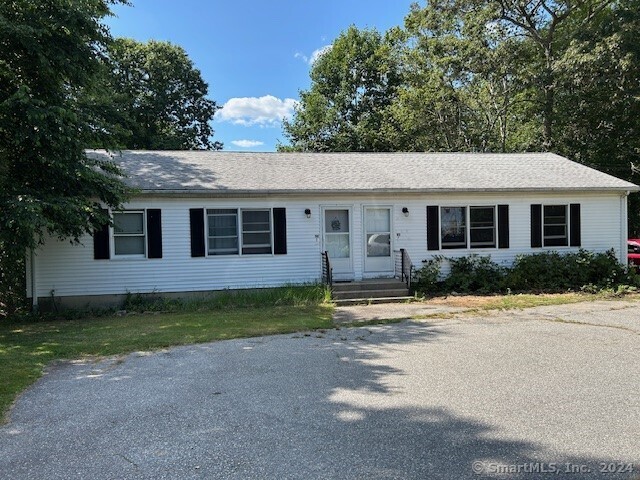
413 250 638 296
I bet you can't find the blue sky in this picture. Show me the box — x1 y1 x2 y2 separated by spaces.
106 0 415 151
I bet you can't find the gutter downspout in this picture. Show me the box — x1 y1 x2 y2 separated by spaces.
30 248 38 312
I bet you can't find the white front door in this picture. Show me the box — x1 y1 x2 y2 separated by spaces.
323 208 353 279
364 207 393 274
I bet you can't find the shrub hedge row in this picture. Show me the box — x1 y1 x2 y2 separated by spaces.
413 249 637 295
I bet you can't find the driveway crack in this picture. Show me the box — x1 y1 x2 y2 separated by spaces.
540 316 639 335
118 453 139 468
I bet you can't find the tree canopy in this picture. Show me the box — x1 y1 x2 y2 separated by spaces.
281 26 402 152
101 39 222 150
280 0 640 229
0 0 131 314
0 2 223 315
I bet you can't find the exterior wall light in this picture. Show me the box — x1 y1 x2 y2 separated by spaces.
305 208 312 218
402 207 409 217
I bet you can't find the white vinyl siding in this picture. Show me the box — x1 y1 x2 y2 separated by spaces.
29 192 626 300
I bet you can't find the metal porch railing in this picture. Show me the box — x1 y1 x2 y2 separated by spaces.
394 248 414 292
321 251 333 288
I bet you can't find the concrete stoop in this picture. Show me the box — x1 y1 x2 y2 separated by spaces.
331 278 413 305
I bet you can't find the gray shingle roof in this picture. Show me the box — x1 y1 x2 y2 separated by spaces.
89 150 639 195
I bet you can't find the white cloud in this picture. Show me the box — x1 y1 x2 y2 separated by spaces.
309 45 332 64
230 139 264 148
216 95 298 127
294 52 309 63
294 45 332 65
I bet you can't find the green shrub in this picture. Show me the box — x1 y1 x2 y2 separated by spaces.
0 248 27 320
443 255 506 294
413 258 442 293
579 249 627 287
505 251 574 292
505 249 628 293
414 249 636 296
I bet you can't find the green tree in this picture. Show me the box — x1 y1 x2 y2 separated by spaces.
401 0 612 151
553 0 640 231
493 0 613 149
0 0 131 315
103 39 222 150
391 2 539 152
281 26 402 152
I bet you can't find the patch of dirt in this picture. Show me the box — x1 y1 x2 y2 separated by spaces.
422 293 582 308
424 295 501 308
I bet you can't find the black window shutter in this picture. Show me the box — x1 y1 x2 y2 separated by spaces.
531 204 542 248
570 203 581 247
497 205 510 249
273 208 287 255
93 209 110 260
189 208 205 257
147 209 163 259
426 206 440 251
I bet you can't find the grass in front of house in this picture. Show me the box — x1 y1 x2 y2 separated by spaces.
0 297 334 423
119 284 333 313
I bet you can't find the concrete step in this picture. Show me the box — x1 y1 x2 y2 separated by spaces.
332 279 407 292
332 288 410 300
330 279 411 304
333 296 415 306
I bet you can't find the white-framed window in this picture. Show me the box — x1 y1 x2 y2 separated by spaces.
205 208 273 255
113 211 146 257
441 206 467 249
207 209 239 255
441 206 497 250
242 209 272 255
543 205 568 247
469 206 496 248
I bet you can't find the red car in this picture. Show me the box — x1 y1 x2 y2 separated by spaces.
628 239 640 266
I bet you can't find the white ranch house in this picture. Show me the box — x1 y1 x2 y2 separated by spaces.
27 151 639 308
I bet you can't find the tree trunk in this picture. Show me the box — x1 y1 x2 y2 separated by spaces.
542 43 555 150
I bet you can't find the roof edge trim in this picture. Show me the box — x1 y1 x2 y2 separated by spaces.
133 186 640 198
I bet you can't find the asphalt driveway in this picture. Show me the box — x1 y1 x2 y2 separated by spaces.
1 300 639 479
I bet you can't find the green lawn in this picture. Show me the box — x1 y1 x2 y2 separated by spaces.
0 304 334 422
